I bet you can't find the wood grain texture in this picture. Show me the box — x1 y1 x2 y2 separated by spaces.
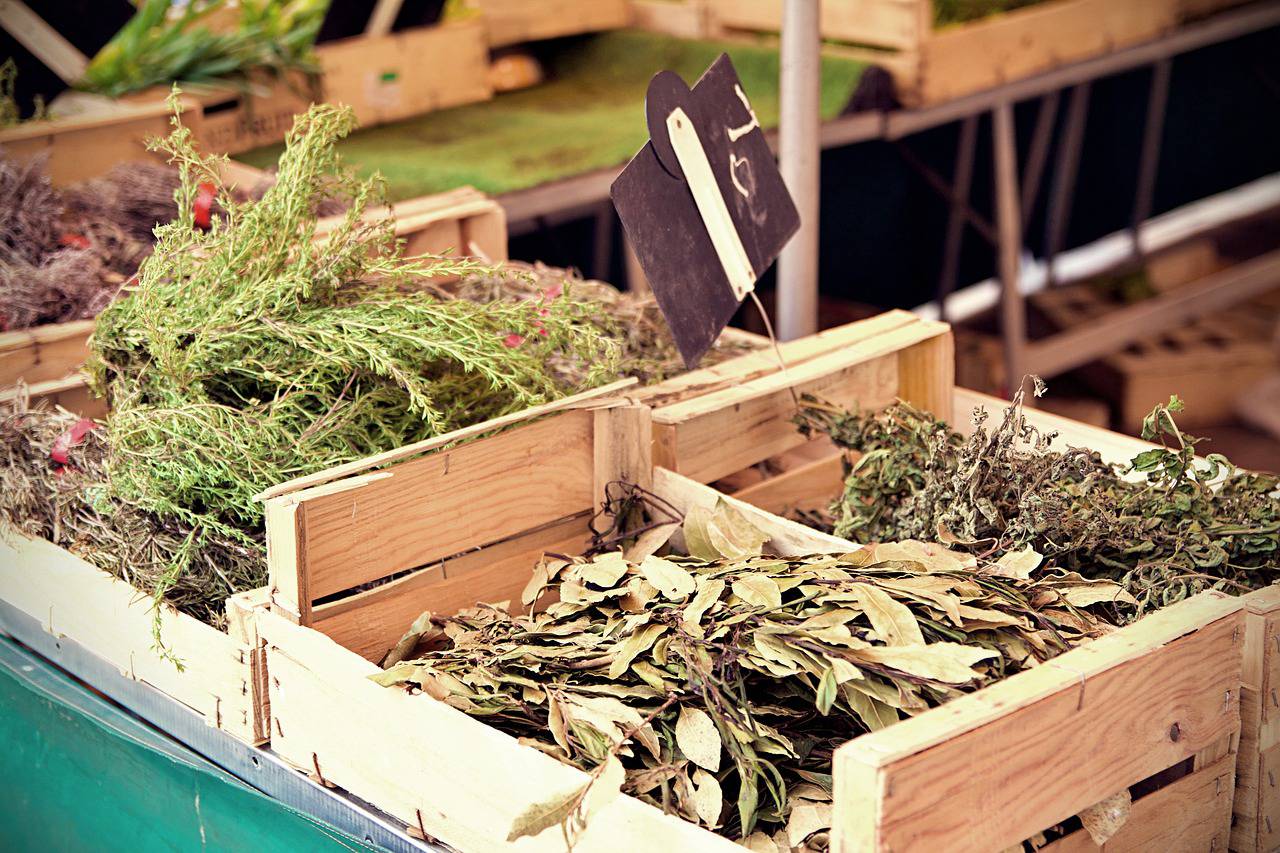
283 410 595 600
261 609 737 852
1234 585 1280 852
907 0 1179 106
831 593 1242 852
0 533 264 743
311 514 593 662
0 319 94 386
709 0 923 51
726 451 846 516
477 0 632 47
1038 753 1235 852
896 330 954 424
653 347 898 484
594 404 653 501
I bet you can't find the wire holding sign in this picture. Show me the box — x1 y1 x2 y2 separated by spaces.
611 55 800 368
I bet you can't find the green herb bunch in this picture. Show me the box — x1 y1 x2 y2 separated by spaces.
798 385 1280 617
85 98 618 616
79 0 326 98
374 502 1122 846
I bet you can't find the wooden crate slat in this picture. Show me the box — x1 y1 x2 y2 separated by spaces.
724 451 847 517
0 319 95 386
709 0 926 50
906 0 1180 106
831 593 1242 852
476 0 632 47
310 514 594 662
637 309 923 408
270 409 596 603
653 319 950 484
0 533 265 743
1037 752 1236 852
1234 585 1280 852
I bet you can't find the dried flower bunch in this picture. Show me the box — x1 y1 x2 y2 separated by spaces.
798 382 1280 618
374 498 1124 847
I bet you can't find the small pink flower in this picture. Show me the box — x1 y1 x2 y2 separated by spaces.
502 333 525 348
543 282 563 299
537 307 550 317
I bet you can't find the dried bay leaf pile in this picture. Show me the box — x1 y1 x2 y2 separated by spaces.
798 387 1280 618
373 503 1124 848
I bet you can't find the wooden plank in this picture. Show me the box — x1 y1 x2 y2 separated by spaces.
477 0 632 47
0 0 89 83
311 514 594 662
896 329 955 423
0 319 94 386
727 451 846 516
317 21 492 128
908 0 1180 107
274 410 598 602
1234 585 1280 853
256 378 636 501
0 374 107 419
0 533 263 743
654 321 952 483
653 466 857 557
1037 753 1235 852
709 0 924 51
260 609 738 852
593 404 653 502
637 310 922 408
830 593 1242 853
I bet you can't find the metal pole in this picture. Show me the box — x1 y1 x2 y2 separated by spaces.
993 102 1027 395
776 0 821 340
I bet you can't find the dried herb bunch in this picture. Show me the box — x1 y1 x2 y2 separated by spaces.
798 384 1280 616
76 98 617 626
374 501 1123 846
0 398 259 632
0 153 185 330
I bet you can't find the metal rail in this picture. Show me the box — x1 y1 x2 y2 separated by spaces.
0 597 443 853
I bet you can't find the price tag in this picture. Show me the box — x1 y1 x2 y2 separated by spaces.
611 55 799 368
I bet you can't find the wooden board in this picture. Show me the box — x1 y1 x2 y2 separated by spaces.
0 21 491 174
651 315 952 483
0 319 94 386
0 532 267 744
1234 585 1280 853
476 0 632 47
906 0 1179 107
832 592 1242 852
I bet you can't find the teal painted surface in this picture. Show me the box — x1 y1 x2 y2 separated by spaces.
0 637 370 853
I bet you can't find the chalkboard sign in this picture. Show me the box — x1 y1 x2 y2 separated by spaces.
611 55 799 368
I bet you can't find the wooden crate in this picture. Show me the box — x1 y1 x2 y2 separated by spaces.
1032 282 1278 433
474 0 633 47
1236 585 1280 853
256 384 1242 851
0 21 491 178
702 0 1182 108
731 387 1271 851
0 533 270 744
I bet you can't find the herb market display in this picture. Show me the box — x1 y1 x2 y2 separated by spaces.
371 495 1126 848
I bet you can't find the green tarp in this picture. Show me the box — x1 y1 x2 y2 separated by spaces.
240 30 867 200
0 637 370 852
